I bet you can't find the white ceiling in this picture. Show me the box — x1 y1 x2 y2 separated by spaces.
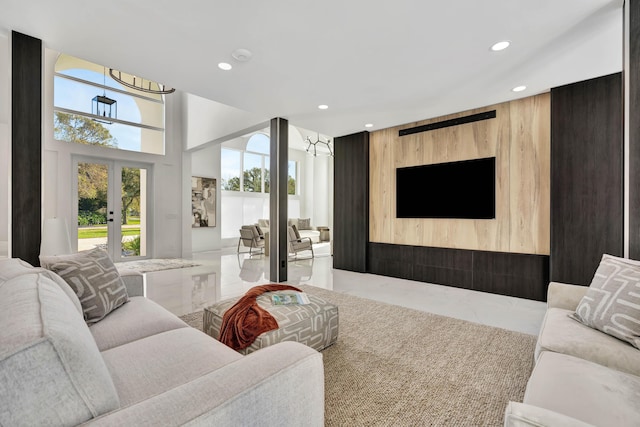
0 0 624 138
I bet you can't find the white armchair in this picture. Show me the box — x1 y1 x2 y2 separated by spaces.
237 225 265 256
287 225 314 260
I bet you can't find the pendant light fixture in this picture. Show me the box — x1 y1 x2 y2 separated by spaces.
92 67 117 124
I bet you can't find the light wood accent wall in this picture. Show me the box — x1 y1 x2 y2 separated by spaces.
370 94 550 255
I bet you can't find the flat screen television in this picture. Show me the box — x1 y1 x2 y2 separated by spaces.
396 157 495 219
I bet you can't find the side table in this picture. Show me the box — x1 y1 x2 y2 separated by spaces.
317 226 330 242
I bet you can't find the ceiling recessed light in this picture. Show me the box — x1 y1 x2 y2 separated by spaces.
491 41 511 51
318 104 328 110
512 85 527 92
231 48 252 62
364 123 373 128
218 62 232 71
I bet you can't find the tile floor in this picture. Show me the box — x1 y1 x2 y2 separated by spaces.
144 243 547 336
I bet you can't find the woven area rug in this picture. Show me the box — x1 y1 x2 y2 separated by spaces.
116 258 201 273
180 285 536 426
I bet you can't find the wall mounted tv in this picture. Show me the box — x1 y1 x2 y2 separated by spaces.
396 157 496 219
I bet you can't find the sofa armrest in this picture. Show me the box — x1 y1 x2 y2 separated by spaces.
504 402 595 427
84 341 324 427
119 270 144 297
546 281 588 311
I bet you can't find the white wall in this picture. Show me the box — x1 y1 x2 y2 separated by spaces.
42 48 183 258
185 94 267 150
311 154 333 229
0 33 9 257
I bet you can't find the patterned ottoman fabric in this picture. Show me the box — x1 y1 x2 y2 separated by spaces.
204 292 339 354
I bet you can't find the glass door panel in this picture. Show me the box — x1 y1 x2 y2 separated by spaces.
120 166 147 258
75 158 150 261
77 161 111 253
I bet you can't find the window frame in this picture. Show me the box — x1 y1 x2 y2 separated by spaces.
53 56 166 155
221 145 298 196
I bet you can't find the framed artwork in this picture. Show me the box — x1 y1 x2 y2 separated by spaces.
191 176 216 228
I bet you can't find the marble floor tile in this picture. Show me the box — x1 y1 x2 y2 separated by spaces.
144 247 546 336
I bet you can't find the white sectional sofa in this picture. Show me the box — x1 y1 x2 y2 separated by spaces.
0 258 324 426
505 281 640 427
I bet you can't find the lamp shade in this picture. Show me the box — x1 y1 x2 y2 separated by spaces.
40 218 72 256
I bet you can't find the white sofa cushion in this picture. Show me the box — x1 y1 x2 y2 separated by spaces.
0 258 82 314
536 307 640 376
504 401 595 427
90 296 190 351
0 272 119 426
101 327 242 406
570 254 640 349
299 229 320 243
85 342 324 427
525 351 640 427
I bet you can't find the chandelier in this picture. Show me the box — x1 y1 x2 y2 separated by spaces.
305 133 333 157
109 69 176 95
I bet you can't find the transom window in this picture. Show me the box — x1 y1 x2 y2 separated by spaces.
221 134 297 195
53 54 165 155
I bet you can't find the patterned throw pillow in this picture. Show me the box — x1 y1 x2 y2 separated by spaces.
40 248 129 324
297 218 311 230
570 254 640 349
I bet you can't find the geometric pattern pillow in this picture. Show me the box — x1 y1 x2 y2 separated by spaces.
570 254 640 349
297 218 312 230
40 248 129 324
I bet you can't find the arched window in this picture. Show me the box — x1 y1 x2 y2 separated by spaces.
53 54 165 155
246 133 269 154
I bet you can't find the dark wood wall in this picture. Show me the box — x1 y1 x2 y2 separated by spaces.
550 72 624 285
333 131 369 272
630 1 640 259
369 243 549 300
11 32 42 266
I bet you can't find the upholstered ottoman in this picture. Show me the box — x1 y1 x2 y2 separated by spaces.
204 292 339 354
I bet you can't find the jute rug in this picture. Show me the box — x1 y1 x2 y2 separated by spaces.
179 285 536 426
116 258 201 273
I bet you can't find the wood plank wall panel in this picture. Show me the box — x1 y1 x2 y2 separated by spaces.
630 0 640 259
333 131 369 272
11 32 42 266
550 73 623 285
369 94 550 256
509 94 551 254
369 128 393 244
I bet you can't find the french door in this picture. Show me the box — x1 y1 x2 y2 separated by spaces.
73 157 151 262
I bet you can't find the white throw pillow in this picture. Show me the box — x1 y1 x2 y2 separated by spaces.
570 254 640 349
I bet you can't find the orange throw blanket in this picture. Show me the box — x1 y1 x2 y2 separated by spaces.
219 284 302 351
